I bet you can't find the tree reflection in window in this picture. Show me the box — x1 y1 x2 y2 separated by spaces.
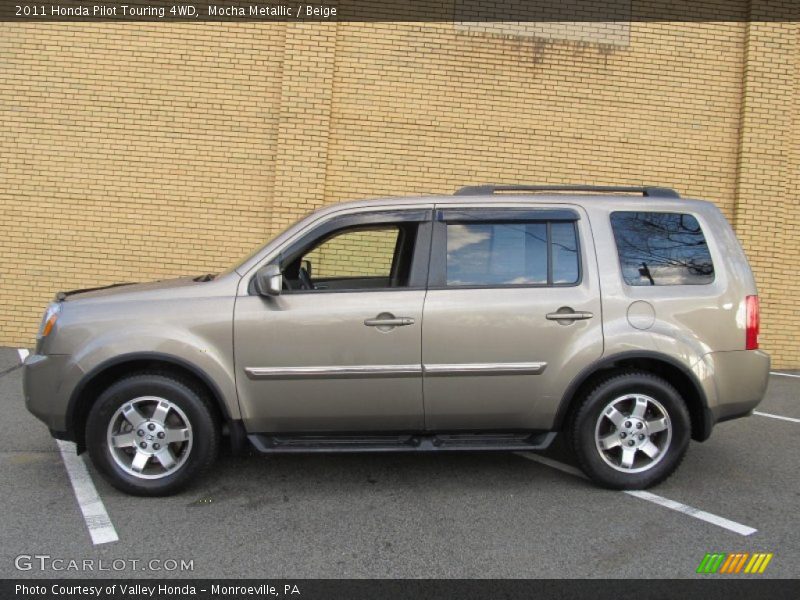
610 212 714 286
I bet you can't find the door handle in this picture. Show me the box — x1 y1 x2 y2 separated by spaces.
546 310 594 322
364 317 415 327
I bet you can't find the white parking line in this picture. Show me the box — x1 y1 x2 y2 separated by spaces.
56 440 119 545
516 452 587 479
517 452 757 536
770 371 800 379
624 490 757 536
753 411 800 424
17 348 29 363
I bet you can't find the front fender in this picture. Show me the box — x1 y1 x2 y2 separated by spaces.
63 324 239 431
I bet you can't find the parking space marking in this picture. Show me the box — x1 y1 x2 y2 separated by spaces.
517 452 757 537
770 371 800 379
516 452 587 479
625 490 757 536
753 411 800 424
17 348 29 362
56 440 119 545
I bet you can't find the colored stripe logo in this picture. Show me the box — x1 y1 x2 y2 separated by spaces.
696 553 773 574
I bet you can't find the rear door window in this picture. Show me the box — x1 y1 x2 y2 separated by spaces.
445 220 580 287
610 212 714 286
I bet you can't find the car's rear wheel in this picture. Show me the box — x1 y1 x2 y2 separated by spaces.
568 371 690 489
86 373 219 496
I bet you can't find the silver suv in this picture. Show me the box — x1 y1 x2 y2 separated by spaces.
24 185 770 495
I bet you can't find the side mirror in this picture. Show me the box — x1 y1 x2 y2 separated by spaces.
254 263 283 297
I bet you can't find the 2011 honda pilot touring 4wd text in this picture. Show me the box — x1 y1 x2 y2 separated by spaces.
24 185 770 495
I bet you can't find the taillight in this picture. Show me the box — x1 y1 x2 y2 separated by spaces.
745 295 760 350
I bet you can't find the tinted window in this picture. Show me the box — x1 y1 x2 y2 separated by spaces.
551 222 579 284
610 212 714 286
446 221 579 286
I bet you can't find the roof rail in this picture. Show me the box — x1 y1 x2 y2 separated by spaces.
453 184 680 198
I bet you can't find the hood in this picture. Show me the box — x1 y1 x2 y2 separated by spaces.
56 275 210 302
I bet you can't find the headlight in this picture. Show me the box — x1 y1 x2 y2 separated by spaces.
37 302 62 339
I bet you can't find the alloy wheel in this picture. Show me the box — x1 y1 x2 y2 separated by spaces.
106 396 193 479
594 393 672 474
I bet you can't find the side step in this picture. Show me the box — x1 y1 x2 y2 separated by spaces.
247 431 556 454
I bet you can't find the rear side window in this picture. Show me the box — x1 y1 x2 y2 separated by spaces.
446 221 580 287
610 212 714 286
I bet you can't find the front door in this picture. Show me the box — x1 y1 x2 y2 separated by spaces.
234 209 432 433
422 205 603 431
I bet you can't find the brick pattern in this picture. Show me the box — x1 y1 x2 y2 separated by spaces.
322 20 746 216
305 229 397 278
1 9 797 367
268 22 337 236
733 10 799 367
0 23 286 339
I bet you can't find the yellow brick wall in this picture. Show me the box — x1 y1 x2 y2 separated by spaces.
306 229 398 279
1 22 287 338
1 10 797 367
733 17 799 369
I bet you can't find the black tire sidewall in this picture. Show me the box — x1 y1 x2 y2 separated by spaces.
86 374 218 496
571 372 691 489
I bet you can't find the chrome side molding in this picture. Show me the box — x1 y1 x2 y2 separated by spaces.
245 362 547 379
244 365 422 379
423 362 547 376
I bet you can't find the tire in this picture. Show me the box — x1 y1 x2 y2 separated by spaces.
86 373 219 496
567 371 690 490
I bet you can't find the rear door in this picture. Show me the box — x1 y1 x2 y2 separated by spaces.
421 204 603 431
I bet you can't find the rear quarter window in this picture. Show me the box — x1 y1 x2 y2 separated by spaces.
610 212 714 286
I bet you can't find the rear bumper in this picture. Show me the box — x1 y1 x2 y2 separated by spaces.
702 349 770 427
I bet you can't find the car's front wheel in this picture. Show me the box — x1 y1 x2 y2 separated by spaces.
568 371 690 489
86 373 219 496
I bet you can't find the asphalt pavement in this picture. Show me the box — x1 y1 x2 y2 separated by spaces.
1 346 797 579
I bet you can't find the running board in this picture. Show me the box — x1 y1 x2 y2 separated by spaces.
247 431 556 454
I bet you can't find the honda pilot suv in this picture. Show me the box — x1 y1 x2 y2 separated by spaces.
24 185 770 495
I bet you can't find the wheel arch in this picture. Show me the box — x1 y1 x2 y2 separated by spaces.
553 351 712 442
67 352 233 453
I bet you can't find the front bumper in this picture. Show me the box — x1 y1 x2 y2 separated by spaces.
23 353 74 437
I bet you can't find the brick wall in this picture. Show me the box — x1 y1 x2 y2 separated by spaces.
733 12 799 368
1 22 287 337
1 7 797 367
306 228 397 278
